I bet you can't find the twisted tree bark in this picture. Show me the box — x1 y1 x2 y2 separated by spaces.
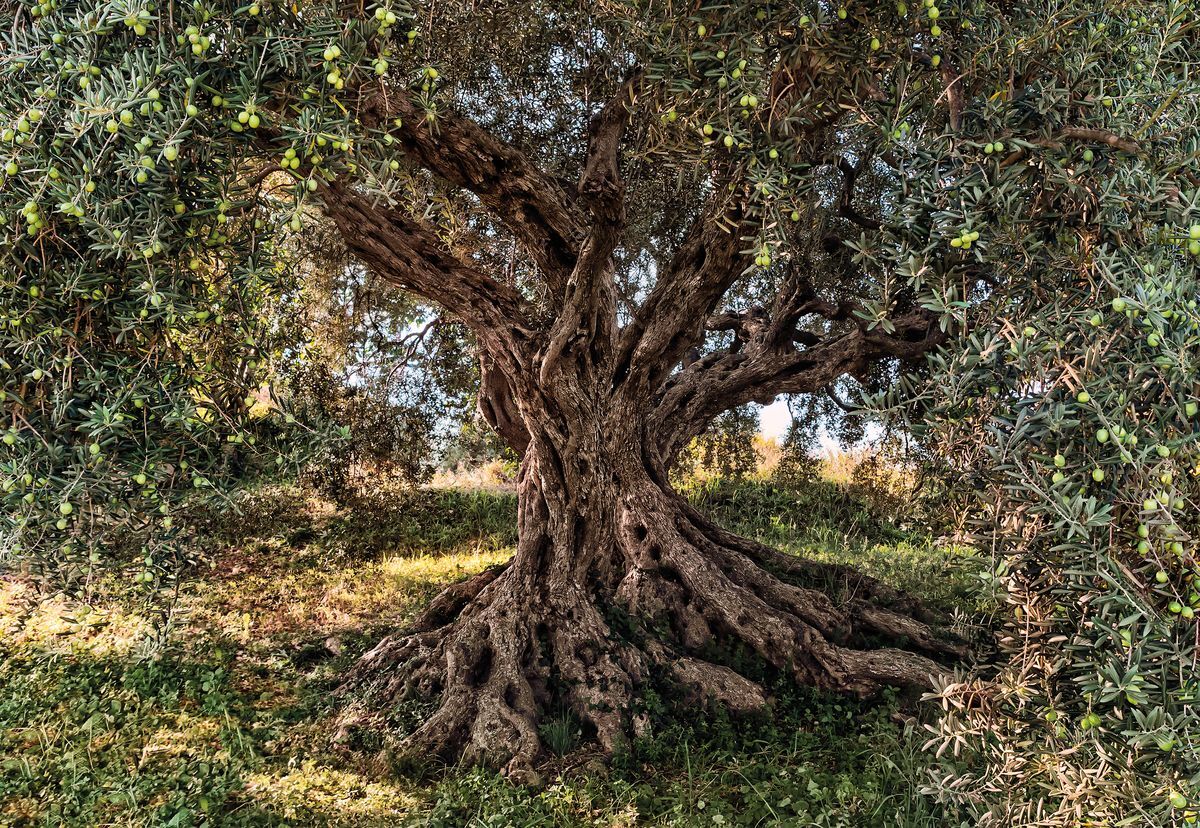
321 60 960 771
334 334 958 771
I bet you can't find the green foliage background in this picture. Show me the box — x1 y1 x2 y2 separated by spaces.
865 3 1200 822
0 0 398 580
5 0 1200 822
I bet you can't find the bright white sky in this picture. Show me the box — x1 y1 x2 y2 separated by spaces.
759 398 792 439
758 398 872 454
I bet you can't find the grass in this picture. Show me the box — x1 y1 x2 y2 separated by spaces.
0 474 974 827
684 478 975 613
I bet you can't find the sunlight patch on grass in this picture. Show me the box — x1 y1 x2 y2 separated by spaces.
0 578 156 658
187 546 514 645
135 714 230 768
241 764 425 825
379 547 512 584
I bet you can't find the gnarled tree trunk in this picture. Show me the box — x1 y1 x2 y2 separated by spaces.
321 62 960 772
337 366 961 772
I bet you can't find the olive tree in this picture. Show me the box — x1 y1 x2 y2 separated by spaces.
866 4 1200 822
4 0 1193 780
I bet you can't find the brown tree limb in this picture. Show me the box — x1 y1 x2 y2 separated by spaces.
938 60 965 132
358 87 587 294
478 353 531 456
577 71 640 227
611 44 859 402
1057 126 1140 154
320 180 532 361
763 265 856 347
653 309 943 461
538 75 642 391
836 156 883 231
611 199 751 396
1001 127 1141 168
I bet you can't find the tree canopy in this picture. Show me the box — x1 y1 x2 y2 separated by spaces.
4 0 1200 819
0 0 949 571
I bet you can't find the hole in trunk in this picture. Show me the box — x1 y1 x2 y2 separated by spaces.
574 517 586 553
612 350 633 388
467 645 494 688
575 642 598 667
658 564 690 599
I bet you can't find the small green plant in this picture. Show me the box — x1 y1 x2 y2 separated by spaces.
537 709 580 757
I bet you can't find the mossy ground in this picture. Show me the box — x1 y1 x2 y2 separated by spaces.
0 476 975 827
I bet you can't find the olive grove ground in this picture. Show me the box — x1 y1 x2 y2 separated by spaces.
0 464 975 827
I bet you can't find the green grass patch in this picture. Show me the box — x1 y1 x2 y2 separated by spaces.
687 478 976 612
1 478 973 826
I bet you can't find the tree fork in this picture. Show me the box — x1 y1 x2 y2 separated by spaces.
322 62 959 772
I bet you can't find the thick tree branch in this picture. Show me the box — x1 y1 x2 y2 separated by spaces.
763 265 856 346
539 74 641 390
652 309 944 461
939 60 965 132
320 180 532 359
358 87 587 295
613 46 858 402
612 199 750 397
478 353 530 456
578 72 640 227
707 307 770 345
1001 127 1141 168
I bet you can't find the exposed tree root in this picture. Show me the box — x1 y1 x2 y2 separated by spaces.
339 571 646 774
336 487 963 771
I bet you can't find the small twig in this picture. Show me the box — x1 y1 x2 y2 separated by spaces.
835 156 882 231
383 317 442 384
1057 127 1141 154
244 163 285 189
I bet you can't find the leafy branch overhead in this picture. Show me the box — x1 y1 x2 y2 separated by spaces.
3 0 1200 820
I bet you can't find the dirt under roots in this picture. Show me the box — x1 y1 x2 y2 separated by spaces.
332 489 965 775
